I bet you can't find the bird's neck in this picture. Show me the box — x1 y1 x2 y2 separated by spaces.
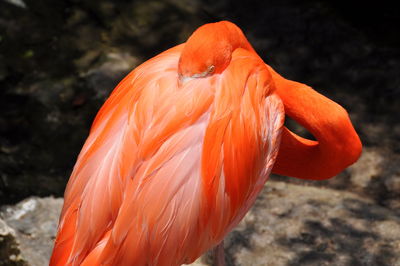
269 66 362 180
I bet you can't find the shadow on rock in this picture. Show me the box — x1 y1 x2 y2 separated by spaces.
222 181 400 266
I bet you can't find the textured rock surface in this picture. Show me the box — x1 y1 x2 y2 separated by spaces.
0 218 25 265
2 183 400 265
224 181 400 266
0 197 62 266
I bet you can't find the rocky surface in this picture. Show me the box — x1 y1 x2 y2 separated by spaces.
226 181 400 266
0 218 25 265
0 197 62 266
1 183 400 265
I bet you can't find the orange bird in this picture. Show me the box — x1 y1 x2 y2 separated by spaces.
50 21 362 266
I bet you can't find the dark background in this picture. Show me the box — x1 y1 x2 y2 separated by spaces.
0 0 399 206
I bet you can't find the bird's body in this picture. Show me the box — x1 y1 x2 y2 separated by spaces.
51 21 361 266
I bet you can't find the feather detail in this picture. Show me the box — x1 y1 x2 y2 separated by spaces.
51 45 284 266
201 48 284 239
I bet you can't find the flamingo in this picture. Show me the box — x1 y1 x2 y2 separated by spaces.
50 21 362 266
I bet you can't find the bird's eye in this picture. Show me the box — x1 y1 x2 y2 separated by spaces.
207 65 215 74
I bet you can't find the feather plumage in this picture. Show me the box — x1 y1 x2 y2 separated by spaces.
51 43 284 266
51 21 362 266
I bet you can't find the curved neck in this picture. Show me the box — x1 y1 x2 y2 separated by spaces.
269 66 362 180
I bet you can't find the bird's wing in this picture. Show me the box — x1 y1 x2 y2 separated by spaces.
51 46 284 266
51 44 213 265
200 48 284 238
98 48 284 266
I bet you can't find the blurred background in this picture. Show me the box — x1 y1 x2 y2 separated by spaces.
0 0 399 265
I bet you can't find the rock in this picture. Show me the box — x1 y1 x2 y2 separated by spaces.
347 148 384 189
3 183 400 266
83 51 139 99
2 0 26 9
0 218 26 265
0 197 63 266
0 196 207 266
221 181 400 266
348 148 400 209
384 174 400 195
273 147 400 212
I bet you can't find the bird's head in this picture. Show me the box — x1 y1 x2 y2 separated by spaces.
178 21 254 80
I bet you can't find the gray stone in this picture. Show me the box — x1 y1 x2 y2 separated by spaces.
384 174 400 195
1 197 63 266
0 218 25 265
222 181 400 266
84 52 139 99
347 147 384 189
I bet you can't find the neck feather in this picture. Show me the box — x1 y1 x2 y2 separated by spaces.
269 66 362 180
